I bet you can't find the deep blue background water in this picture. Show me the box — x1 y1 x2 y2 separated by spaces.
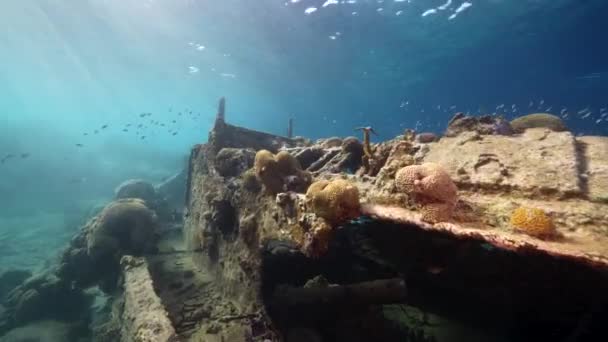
0 0 607 268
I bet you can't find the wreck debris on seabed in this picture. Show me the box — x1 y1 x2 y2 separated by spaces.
2 101 608 342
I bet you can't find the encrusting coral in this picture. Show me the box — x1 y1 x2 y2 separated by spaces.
510 207 557 239
254 149 312 194
302 220 333 258
306 179 361 226
395 163 458 223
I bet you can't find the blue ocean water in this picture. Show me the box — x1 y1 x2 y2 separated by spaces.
0 0 606 302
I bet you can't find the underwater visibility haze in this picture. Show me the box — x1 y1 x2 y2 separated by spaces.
1 0 608 341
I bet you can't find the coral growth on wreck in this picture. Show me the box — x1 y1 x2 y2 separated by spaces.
395 163 458 223
87 198 158 262
302 219 334 258
510 207 556 239
241 168 261 193
510 113 567 133
254 149 312 194
306 179 361 226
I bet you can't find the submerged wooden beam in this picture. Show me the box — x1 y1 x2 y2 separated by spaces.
272 278 407 310
120 256 178 342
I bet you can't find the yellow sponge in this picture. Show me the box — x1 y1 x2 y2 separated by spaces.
510 207 556 239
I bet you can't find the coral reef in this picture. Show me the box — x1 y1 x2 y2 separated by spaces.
2 272 93 330
510 207 557 239
306 179 361 226
1 198 164 336
395 163 458 223
510 113 567 133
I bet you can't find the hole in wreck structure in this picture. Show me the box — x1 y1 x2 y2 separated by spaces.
213 199 238 241
261 218 608 342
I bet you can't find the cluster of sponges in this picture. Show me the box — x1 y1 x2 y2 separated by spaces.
254 150 312 194
509 206 556 239
395 163 458 223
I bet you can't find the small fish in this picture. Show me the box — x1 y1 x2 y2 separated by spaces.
0 154 14 163
546 107 552 112
76 143 83 147
141 136 146 140
139 113 146 118
101 124 108 129
561 108 567 114
122 129 128 132
540 99 545 106
595 119 603 124
126 123 132 127
529 101 534 107
172 132 177 136
83 132 88 136
68 177 87 184
578 108 589 114
581 112 592 119
94 130 99 134
172 120 176 123
20 153 29 159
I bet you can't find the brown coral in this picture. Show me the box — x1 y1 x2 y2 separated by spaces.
510 207 556 239
395 163 458 223
86 199 158 262
275 150 302 175
510 113 567 133
306 179 360 225
254 149 311 194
